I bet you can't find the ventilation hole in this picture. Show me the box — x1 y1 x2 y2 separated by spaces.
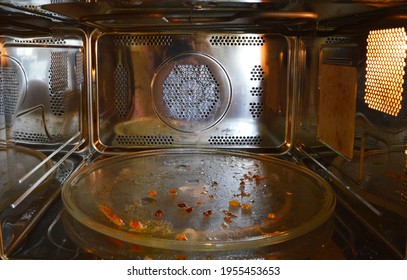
208 136 262 146
250 87 263 97
114 35 173 46
116 135 174 146
75 51 84 85
209 36 265 46
250 65 265 81
325 37 354 45
249 102 263 118
12 131 51 143
114 64 130 118
18 5 63 18
364 28 406 116
56 162 74 184
163 64 220 120
0 66 19 121
49 51 68 116
364 136 387 149
14 38 66 45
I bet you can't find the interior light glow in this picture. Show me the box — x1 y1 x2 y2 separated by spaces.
365 27 407 116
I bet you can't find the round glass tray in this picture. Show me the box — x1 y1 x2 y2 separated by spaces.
62 149 335 256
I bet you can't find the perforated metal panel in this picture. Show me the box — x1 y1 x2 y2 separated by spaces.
209 35 265 46
365 28 407 116
96 32 292 152
0 56 27 128
114 64 130 118
49 51 68 116
114 35 173 46
250 65 265 81
162 64 220 120
152 52 231 133
0 66 19 117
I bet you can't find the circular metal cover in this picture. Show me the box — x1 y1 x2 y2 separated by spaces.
151 52 231 133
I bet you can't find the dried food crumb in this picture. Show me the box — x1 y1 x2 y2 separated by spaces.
185 207 193 213
148 190 158 196
203 210 213 217
154 209 164 218
98 204 125 226
267 213 276 220
176 234 188 241
129 220 145 230
169 188 177 194
223 210 237 218
241 203 253 210
229 199 240 207
224 216 232 223
177 203 187 208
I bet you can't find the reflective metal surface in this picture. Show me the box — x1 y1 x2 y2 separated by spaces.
94 32 294 153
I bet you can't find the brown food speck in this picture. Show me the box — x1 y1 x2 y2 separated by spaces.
169 188 177 194
177 203 187 208
241 203 253 210
253 174 264 183
185 207 193 213
223 210 238 217
208 194 215 199
154 209 164 218
148 190 158 196
240 181 246 187
176 234 188 241
229 199 240 207
268 213 276 220
224 216 232 223
203 210 213 217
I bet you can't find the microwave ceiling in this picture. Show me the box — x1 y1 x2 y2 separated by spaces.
1 1 407 32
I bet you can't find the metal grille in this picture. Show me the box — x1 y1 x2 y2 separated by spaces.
114 35 173 46
250 87 263 97
116 135 174 146
365 28 407 116
56 161 74 184
249 102 263 118
325 37 354 45
49 51 68 116
208 136 262 146
0 66 19 123
13 131 50 143
209 35 265 46
14 38 66 45
163 64 220 120
75 51 84 85
19 5 62 18
114 64 130 118
250 65 265 81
